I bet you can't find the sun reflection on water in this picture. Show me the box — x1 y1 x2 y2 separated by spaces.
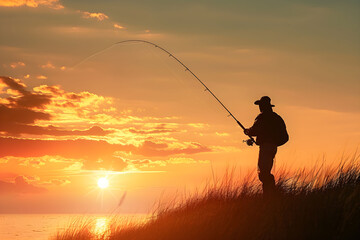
89 215 149 237
93 217 109 237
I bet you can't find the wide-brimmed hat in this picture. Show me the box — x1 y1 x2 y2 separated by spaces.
254 96 275 107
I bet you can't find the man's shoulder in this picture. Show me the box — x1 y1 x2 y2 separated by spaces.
256 112 284 121
272 112 284 120
255 113 264 120
257 111 282 121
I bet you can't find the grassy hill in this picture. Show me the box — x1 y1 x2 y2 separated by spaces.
53 158 360 240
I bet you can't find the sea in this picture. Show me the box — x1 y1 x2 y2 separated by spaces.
0 214 148 240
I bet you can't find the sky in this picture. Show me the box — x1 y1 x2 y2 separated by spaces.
0 0 359 213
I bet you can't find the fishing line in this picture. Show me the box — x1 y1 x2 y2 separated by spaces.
72 39 255 144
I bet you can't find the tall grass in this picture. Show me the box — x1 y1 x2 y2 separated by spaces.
52 155 360 240
52 218 94 240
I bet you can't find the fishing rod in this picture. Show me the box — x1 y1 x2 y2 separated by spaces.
75 39 255 146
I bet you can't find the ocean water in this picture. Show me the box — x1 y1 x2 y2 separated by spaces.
0 214 148 240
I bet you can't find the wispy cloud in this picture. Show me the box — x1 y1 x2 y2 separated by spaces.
81 11 109 21
41 62 55 69
41 178 70 186
36 75 47 80
40 62 66 71
8 61 25 68
216 132 230 137
113 23 125 30
0 176 47 194
128 123 177 135
0 0 64 9
122 156 208 170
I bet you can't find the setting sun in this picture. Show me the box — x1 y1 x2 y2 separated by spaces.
97 177 109 189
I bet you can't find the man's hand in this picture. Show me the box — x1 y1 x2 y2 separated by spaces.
244 128 250 135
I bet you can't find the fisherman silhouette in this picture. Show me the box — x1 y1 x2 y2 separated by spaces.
244 96 288 197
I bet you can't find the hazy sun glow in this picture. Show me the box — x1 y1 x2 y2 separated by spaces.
97 177 109 189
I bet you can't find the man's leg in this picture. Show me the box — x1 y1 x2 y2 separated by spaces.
258 143 277 196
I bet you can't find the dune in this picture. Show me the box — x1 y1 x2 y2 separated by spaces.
52 155 360 240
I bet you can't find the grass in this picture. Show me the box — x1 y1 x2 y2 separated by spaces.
52 154 360 240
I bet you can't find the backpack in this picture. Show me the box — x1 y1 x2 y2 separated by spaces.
274 113 289 146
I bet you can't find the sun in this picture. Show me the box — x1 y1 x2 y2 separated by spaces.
97 177 109 189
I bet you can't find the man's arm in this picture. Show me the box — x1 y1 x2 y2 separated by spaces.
244 115 262 136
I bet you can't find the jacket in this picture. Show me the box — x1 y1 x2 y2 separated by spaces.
247 110 285 145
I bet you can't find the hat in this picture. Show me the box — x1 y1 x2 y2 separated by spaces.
254 96 275 107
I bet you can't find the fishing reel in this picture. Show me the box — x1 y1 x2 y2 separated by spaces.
243 138 255 146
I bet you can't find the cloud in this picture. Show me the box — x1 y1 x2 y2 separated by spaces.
36 75 47 80
1 76 27 95
0 0 64 9
19 157 46 168
40 62 66 71
215 132 230 137
0 137 128 170
0 159 8 164
9 61 25 68
0 102 113 136
0 172 18 181
33 84 113 109
0 77 211 171
188 123 209 128
128 124 177 135
0 123 114 136
42 178 70 186
137 140 210 156
0 155 83 175
0 176 47 194
125 156 209 169
0 137 211 158
0 77 115 136
41 62 55 69
0 76 52 109
81 11 109 21
167 157 209 164
114 23 125 30
0 104 51 125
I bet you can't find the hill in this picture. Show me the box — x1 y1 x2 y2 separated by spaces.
54 158 360 240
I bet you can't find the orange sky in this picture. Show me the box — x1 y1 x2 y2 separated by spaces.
0 0 359 213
